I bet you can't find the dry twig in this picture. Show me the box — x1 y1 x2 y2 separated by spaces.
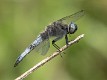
15 34 84 80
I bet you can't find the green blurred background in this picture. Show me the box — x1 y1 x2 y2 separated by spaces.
0 0 107 80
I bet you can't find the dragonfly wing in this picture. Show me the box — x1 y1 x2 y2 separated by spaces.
35 39 50 55
57 10 85 24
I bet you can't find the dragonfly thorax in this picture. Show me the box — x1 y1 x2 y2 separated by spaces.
68 22 77 34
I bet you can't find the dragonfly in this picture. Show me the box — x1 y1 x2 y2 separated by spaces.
14 10 85 67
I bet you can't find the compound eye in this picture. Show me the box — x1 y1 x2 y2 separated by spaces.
69 22 77 34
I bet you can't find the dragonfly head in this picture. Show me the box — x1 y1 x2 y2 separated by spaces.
68 22 77 34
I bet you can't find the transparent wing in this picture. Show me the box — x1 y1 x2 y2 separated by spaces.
35 39 50 55
57 10 85 24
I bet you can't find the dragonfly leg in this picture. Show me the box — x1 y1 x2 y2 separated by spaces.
52 37 65 56
52 37 61 51
65 34 69 45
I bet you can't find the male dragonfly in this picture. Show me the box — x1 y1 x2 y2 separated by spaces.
14 10 85 67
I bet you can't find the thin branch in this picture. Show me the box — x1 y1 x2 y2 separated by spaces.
15 34 84 80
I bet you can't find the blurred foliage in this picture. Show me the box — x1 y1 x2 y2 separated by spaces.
0 0 107 80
